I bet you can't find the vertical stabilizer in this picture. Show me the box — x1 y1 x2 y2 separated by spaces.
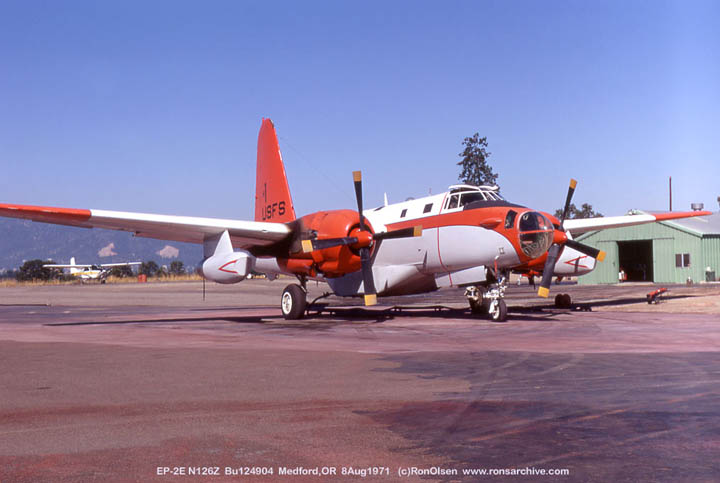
70 257 79 275
255 118 296 223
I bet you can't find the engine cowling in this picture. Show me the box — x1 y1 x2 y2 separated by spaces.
199 250 255 284
298 209 372 277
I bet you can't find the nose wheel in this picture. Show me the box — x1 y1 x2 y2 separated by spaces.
281 284 307 320
465 272 508 322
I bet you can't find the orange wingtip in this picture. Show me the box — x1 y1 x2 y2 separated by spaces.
569 179 577 189
352 171 362 182
0 204 91 223
364 293 377 306
597 250 606 262
653 211 712 221
537 287 550 298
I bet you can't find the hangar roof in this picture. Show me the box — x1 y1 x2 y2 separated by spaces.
659 211 720 236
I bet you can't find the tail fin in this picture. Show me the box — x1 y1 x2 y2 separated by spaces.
70 257 79 275
255 118 296 223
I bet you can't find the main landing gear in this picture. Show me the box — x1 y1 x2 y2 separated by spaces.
280 275 308 320
465 271 509 322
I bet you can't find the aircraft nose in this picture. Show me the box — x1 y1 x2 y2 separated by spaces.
517 211 554 259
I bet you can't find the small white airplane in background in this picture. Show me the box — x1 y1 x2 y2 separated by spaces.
44 257 141 283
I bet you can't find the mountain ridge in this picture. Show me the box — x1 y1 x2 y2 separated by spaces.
0 219 202 272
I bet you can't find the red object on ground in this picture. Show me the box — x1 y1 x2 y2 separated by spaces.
647 287 668 304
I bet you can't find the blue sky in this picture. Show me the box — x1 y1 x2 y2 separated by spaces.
1 1 718 220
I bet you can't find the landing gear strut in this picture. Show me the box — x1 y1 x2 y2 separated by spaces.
280 276 308 320
465 270 509 322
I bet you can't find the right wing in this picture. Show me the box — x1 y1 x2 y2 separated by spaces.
99 262 143 268
0 204 292 248
564 210 711 235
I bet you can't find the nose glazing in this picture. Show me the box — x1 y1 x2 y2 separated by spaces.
517 211 554 259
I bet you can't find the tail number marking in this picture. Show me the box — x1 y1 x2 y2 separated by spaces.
261 201 286 220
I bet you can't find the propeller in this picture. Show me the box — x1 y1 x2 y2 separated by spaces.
301 171 422 306
351 171 376 305
537 179 606 297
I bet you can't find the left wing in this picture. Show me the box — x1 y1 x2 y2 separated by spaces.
564 210 711 235
0 203 292 248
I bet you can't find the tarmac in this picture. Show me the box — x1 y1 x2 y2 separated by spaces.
1 280 720 482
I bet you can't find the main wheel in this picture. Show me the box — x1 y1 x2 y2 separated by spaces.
488 298 507 322
281 284 307 320
554 293 572 308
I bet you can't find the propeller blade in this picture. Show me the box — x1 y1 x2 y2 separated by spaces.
301 237 359 253
373 225 423 241
559 178 577 228
352 170 376 305
352 171 366 231
360 247 377 305
537 243 563 297
564 239 606 261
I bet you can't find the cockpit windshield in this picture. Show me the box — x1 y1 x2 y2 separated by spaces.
445 185 505 210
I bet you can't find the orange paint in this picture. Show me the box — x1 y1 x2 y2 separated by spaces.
654 210 712 221
255 118 296 223
0 204 91 225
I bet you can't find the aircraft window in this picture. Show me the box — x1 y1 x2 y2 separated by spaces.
447 195 459 209
518 212 554 258
505 210 517 229
459 192 486 206
423 203 433 214
400 208 407 218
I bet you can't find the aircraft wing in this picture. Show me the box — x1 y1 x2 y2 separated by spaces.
44 264 92 268
0 204 292 248
564 210 712 235
99 262 142 267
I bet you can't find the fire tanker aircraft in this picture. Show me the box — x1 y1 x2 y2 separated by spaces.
0 119 710 321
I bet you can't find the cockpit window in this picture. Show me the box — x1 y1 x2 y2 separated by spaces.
459 192 486 206
505 210 517 229
446 195 459 209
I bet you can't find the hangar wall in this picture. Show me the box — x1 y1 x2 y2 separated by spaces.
575 221 705 284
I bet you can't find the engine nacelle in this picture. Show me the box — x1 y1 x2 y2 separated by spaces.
200 250 255 284
298 209 373 277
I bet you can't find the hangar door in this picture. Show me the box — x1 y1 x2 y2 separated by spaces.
618 240 653 282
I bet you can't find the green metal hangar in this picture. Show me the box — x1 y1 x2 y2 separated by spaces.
576 208 720 284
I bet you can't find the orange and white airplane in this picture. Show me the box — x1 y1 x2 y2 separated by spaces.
0 119 710 321
44 257 141 283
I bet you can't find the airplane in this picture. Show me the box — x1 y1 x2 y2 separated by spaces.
0 119 711 321
43 257 141 283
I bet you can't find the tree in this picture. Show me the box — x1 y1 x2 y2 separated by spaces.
169 261 185 275
16 259 60 282
109 265 134 278
457 133 499 188
554 203 603 220
139 261 159 277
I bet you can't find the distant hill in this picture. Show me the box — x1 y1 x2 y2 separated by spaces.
0 218 203 272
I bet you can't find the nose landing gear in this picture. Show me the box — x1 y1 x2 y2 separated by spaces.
465 271 508 322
